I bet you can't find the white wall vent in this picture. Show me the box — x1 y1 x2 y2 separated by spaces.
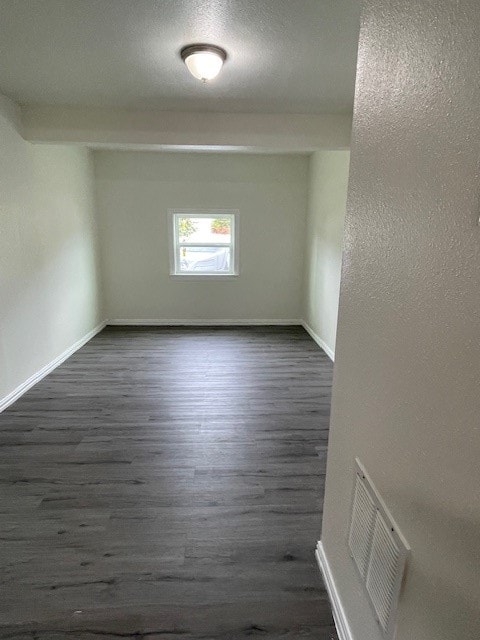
348 459 409 639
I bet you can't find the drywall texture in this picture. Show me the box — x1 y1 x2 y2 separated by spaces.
22 107 353 153
321 1 480 639
303 150 349 358
0 94 102 402
95 151 308 321
1 1 360 114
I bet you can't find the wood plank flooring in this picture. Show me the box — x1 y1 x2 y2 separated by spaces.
0 326 336 639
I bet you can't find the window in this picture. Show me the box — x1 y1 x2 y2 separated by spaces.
170 210 238 276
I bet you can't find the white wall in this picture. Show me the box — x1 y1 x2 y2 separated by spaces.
0 94 102 405
95 151 308 322
22 106 352 153
303 150 350 359
321 1 480 639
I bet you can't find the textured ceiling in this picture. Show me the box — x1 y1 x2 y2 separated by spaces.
0 0 361 114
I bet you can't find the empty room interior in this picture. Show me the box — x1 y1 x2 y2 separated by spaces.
1 1 479 639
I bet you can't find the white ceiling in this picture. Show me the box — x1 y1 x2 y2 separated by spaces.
0 0 361 114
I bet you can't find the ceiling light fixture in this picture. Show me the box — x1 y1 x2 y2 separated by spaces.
180 44 227 82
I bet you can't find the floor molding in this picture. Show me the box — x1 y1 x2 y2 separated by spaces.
302 322 335 361
0 321 107 413
315 541 354 640
107 319 303 326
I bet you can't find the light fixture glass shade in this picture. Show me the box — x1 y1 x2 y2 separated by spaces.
181 45 226 82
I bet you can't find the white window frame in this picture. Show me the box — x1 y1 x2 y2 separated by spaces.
169 209 239 278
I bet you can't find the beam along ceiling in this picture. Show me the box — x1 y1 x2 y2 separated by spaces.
0 0 361 114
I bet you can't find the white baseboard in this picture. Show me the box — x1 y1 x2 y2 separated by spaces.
302 321 335 361
316 541 354 640
107 319 303 326
0 321 107 413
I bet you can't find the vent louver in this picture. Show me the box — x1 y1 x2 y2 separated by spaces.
349 474 376 577
348 460 409 639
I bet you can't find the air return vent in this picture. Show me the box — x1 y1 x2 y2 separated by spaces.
348 459 409 639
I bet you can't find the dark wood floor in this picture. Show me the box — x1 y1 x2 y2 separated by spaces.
0 326 336 639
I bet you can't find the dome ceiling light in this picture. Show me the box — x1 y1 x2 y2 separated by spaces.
180 44 227 83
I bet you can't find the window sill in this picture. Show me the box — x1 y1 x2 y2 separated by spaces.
169 273 239 281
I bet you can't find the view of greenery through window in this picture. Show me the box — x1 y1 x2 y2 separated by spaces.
174 214 235 274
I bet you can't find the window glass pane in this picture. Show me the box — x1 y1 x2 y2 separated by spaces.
177 216 232 244
178 246 231 273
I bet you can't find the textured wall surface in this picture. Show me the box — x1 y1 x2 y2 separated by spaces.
95 151 308 322
303 150 350 357
22 107 353 152
321 1 480 639
0 94 102 403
